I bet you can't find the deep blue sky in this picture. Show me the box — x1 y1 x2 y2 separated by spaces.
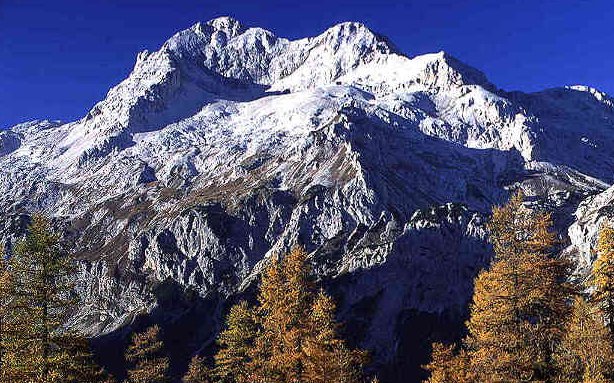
2 0 614 129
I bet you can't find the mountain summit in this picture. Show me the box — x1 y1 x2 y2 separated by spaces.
2 17 614 381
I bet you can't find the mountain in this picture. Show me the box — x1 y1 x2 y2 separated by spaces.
3 16 614 381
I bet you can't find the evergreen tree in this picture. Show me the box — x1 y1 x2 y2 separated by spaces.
214 301 257 383
554 297 614 383
183 355 213 383
2 214 79 382
0 257 14 383
125 325 169 383
464 191 572 382
593 224 614 339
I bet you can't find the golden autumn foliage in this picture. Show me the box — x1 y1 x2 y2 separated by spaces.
593 224 614 338
182 355 213 383
249 247 316 382
463 191 572 382
301 291 368 383
214 247 368 383
214 301 257 383
488 191 558 260
60 334 115 383
423 343 474 383
424 191 575 383
125 325 170 383
554 297 614 383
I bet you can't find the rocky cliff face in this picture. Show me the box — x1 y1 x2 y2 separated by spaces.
3 16 614 382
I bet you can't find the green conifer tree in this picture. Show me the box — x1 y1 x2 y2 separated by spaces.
3 214 79 382
0 257 13 383
214 301 257 383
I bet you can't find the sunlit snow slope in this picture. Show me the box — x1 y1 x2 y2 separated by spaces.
3 17 614 382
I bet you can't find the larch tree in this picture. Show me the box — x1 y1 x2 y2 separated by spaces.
554 297 614 383
593 223 614 339
301 291 367 383
464 191 572 382
423 343 474 383
3 214 79 382
60 334 115 383
215 247 368 383
182 355 213 383
248 247 315 383
214 301 257 383
125 325 170 383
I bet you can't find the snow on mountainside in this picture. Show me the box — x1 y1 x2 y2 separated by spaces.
2 16 614 381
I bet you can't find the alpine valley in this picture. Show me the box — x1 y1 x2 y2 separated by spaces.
3 17 614 382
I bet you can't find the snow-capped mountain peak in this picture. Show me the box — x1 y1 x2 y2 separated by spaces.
3 18 614 381
203 16 245 38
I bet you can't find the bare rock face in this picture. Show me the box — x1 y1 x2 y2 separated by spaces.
564 185 614 279
0 130 21 156
3 16 614 382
